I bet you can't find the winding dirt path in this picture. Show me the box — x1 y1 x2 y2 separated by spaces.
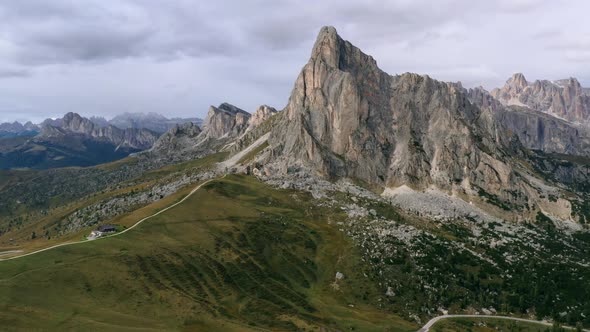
0 176 223 262
418 314 589 331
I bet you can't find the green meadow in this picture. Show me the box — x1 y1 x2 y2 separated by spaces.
0 175 416 331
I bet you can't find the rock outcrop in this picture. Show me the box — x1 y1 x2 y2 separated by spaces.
150 122 202 156
202 103 251 139
495 106 590 157
491 73 590 123
269 27 503 186
462 85 590 157
245 105 277 133
148 103 256 162
261 26 571 221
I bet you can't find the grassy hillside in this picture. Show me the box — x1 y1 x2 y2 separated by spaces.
0 152 227 253
0 175 417 331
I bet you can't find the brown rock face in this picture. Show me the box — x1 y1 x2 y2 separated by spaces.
267 26 517 196
491 73 590 123
203 103 251 139
494 106 590 156
461 86 590 157
246 105 277 133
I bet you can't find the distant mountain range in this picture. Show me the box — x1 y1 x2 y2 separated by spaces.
83 112 203 133
0 121 40 138
109 112 202 133
0 112 202 169
1 112 201 136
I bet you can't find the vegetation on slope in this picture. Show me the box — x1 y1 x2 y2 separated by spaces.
0 152 227 253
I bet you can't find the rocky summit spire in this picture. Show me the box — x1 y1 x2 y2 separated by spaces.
310 26 342 68
203 103 250 139
309 26 379 72
506 73 528 93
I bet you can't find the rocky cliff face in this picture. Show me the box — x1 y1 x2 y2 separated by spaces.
496 106 590 157
462 85 590 157
203 103 251 139
261 26 572 221
245 105 277 133
464 86 505 113
269 27 502 187
491 73 590 123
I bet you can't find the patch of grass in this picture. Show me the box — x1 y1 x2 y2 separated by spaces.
95 156 139 171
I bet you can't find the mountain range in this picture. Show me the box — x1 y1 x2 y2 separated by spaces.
103 112 202 133
0 112 202 169
0 121 40 138
1 112 202 136
149 26 589 226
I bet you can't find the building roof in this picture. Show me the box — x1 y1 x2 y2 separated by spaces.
97 224 116 232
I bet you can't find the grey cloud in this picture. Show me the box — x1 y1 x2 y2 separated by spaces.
0 1 537 66
0 0 589 123
541 32 590 63
0 68 30 78
497 0 551 13
0 1 245 65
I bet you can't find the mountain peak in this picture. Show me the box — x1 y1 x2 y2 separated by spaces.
507 73 528 91
60 112 96 134
318 25 338 38
203 103 251 139
269 26 509 192
215 103 249 116
555 77 582 90
63 112 83 121
310 26 341 66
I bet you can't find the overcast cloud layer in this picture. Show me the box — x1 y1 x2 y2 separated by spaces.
0 0 589 123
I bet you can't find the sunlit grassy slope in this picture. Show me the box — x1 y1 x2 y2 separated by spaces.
0 152 227 254
0 175 417 331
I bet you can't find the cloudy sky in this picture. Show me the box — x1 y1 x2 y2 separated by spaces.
0 0 589 123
